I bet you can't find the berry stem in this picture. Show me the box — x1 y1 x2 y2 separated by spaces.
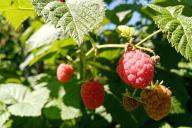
135 46 155 55
88 35 97 55
132 89 137 97
98 44 126 49
135 29 161 47
86 29 161 56
86 44 125 56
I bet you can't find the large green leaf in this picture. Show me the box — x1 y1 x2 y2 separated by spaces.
32 0 105 44
149 4 192 60
0 0 35 29
0 84 50 117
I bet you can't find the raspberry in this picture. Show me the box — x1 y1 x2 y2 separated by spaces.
140 85 172 120
117 50 154 88
122 95 140 112
57 63 74 82
80 80 105 109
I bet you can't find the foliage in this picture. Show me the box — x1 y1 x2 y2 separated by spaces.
32 0 105 44
149 4 192 60
0 0 35 29
0 0 192 128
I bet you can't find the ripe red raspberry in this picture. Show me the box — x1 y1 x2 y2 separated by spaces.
57 63 74 82
117 50 154 88
80 80 105 109
122 95 140 112
140 85 172 120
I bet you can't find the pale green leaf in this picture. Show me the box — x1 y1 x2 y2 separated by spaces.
0 0 35 29
32 0 105 44
60 104 82 120
0 84 50 117
0 103 10 126
26 23 66 52
0 84 30 104
0 111 10 127
8 87 50 116
149 4 192 60
20 38 76 70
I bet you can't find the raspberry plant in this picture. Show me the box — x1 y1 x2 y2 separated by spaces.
0 0 192 128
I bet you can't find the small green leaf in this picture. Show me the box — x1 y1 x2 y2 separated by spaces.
159 122 172 128
60 104 82 120
170 97 185 114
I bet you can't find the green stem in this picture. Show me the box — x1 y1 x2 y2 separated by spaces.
86 44 126 56
97 44 126 49
132 89 137 97
86 30 161 57
80 44 86 80
88 36 97 53
135 46 155 54
135 29 161 47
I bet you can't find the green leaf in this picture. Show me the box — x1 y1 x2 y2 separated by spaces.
26 23 66 52
43 106 61 120
170 97 185 114
0 84 50 117
45 78 82 121
32 0 105 44
177 0 192 6
60 104 82 120
149 4 192 60
159 122 172 128
98 49 121 61
0 0 35 29
0 84 30 104
20 38 76 70
0 103 10 126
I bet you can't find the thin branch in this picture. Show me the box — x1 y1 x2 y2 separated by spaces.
135 29 161 46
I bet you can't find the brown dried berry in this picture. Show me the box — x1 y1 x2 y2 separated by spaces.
122 95 140 112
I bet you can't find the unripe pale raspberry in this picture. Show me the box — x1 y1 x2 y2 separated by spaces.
122 95 140 112
81 80 105 109
140 85 172 121
117 50 154 88
57 63 74 82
